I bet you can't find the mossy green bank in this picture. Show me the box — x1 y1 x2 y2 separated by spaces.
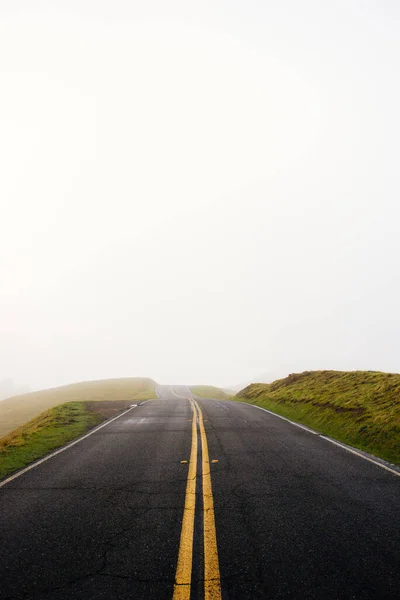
235 370 400 465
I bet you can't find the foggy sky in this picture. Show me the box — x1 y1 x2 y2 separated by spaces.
1 0 400 391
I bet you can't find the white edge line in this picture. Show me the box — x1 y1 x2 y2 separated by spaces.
250 404 319 434
319 435 400 478
0 401 152 489
249 403 400 478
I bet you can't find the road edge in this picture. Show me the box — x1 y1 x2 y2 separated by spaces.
0 399 155 488
247 403 400 477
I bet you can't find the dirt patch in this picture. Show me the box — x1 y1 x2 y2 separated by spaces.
84 400 136 420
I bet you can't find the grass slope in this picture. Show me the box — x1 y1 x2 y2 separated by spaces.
236 370 400 465
0 378 156 438
191 386 232 400
0 402 105 480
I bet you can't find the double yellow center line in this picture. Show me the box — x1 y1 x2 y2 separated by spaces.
173 399 221 600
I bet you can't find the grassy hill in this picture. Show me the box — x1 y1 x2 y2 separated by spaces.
235 370 400 465
191 385 232 400
0 378 156 438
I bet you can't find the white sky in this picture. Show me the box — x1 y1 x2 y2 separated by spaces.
1 0 400 390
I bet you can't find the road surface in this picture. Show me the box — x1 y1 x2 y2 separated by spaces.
0 386 399 599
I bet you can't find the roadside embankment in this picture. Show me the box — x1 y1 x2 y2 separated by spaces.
235 370 400 465
0 377 156 438
0 401 114 480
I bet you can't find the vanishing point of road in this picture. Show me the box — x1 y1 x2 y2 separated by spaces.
0 386 399 599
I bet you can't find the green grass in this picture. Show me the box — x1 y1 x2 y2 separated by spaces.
0 402 105 480
191 386 232 400
235 370 400 465
0 377 156 438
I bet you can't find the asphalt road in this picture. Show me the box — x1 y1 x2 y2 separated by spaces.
0 386 399 599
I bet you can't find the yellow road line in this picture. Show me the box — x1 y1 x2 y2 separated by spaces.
173 400 198 600
193 400 222 600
